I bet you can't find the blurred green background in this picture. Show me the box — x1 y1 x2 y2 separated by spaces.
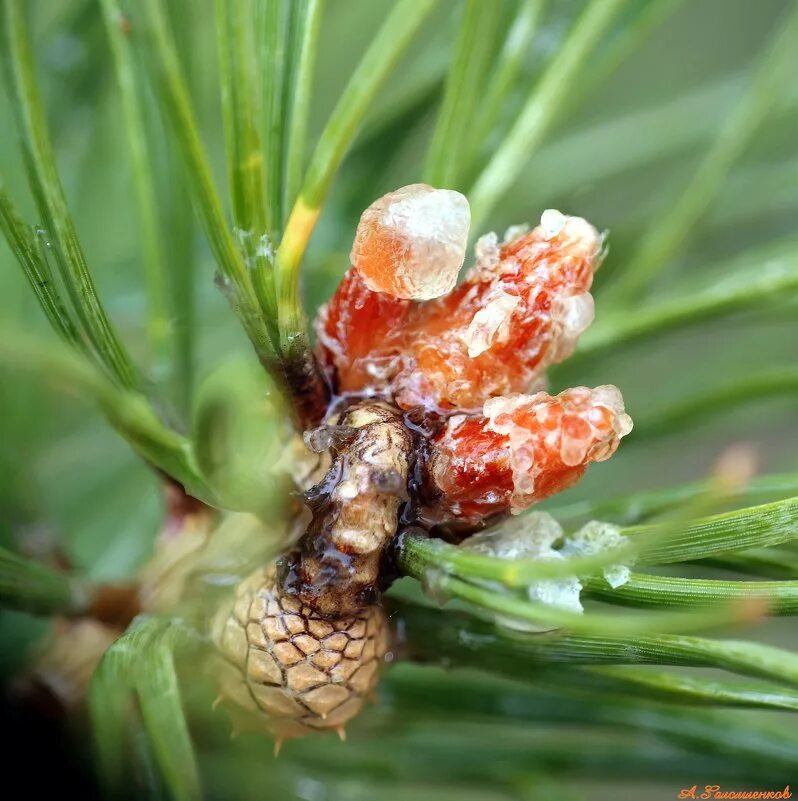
1 1 796 799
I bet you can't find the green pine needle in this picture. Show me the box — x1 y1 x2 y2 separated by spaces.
90 617 201 801
0 327 214 505
423 0 502 188
275 0 438 345
0 544 90 616
133 0 275 361
1 0 138 389
585 572 798 614
469 0 630 228
100 0 171 377
609 2 798 301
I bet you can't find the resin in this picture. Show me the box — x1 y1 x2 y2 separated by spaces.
424 386 633 525
350 183 470 300
316 209 605 412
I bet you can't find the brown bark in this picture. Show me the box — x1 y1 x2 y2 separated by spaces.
278 401 412 617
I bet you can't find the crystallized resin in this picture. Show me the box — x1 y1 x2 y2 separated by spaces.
350 183 470 300
424 386 633 525
316 205 604 411
563 519 632 588
391 213 604 410
461 512 583 633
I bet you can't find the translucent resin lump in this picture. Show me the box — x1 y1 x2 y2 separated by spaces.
424 386 633 526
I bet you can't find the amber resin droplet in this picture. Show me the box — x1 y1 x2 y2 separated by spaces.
350 183 470 300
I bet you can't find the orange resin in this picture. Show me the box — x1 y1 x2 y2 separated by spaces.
424 386 633 525
316 212 604 412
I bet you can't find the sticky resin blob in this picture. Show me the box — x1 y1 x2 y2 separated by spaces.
424 385 633 526
316 184 470 393
350 183 470 300
391 212 604 411
316 206 604 411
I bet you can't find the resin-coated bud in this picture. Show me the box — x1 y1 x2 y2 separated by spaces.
316 207 605 411
282 402 412 617
424 386 633 525
350 183 470 300
315 269 412 394
390 211 604 411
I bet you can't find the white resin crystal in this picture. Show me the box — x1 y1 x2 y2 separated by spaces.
462 512 584 632
527 575 584 616
591 385 635 440
464 511 564 557
562 520 632 588
502 223 529 244
540 208 566 239
464 289 520 357
559 215 603 261
474 231 500 274
548 292 595 363
351 183 470 300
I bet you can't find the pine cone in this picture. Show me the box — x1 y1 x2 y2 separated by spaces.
212 565 389 742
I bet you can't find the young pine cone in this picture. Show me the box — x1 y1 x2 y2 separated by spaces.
212 565 389 743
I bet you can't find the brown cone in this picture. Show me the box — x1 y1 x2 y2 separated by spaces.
211 565 390 740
